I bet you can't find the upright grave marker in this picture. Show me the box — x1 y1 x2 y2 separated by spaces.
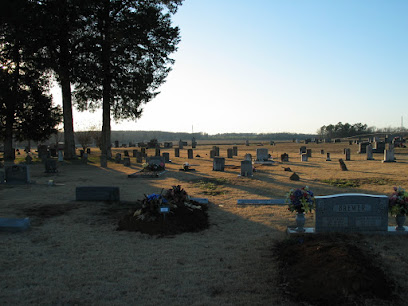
240 160 253 176
315 194 388 233
213 157 225 171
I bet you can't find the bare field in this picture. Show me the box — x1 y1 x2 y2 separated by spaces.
1 141 408 305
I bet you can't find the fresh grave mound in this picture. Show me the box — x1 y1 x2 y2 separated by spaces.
274 234 395 306
117 185 209 235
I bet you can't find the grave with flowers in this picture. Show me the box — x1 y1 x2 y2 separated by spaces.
117 185 208 235
128 156 167 178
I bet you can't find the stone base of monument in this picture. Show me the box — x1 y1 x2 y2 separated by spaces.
253 160 275 164
128 170 167 178
0 217 31 232
286 227 408 235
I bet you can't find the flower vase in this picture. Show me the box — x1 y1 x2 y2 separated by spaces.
395 214 406 231
295 212 306 232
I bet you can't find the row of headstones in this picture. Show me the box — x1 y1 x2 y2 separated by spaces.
299 146 395 162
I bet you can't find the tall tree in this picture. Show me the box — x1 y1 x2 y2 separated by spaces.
74 0 182 165
37 0 93 159
0 0 60 160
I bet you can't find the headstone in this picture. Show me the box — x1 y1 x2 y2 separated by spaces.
256 148 269 161
326 153 331 161
25 154 33 164
227 148 233 158
339 158 348 171
174 148 180 158
45 159 58 173
301 154 308 162
100 154 108 168
155 148 161 157
372 141 385 153
115 153 122 163
245 140 249 146
162 152 170 163
132 150 138 157
164 142 173 148
76 186 120 201
124 150 129 157
244 153 252 161
232 146 238 156
146 156 165 169
315 194 388 233
49 148 57 157
289 172 300 181
280 153 289 162
299 146 306 155
358 142 369 154
136 152 143 163
141 147 146 157
192 137 197 149
0 217 30 232
5 164 30 184
210 150 216 158
240 160 253 176
383 149 395 162
213 157 225 171
114 140 119 148
38 145 48 160
306 149 312 157
123 157 131 167
81 153 88 164
366 144 374 160
345 148 351 161
187 149 193 159
320 149 324 154
178 140 184 149
86 148 91 154
213 146 220 157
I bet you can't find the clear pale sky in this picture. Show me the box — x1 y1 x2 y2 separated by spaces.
53 0 408 134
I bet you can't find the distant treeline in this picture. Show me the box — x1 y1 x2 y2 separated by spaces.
108 131 317 143
317 122 408 139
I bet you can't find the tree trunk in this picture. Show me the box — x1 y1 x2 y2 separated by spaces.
100 0 112 163
60 71 76 160
4 39 20 162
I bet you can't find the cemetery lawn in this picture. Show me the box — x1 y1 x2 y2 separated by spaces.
1 141 408 305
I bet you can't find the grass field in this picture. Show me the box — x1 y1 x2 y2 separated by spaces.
1 141 408 305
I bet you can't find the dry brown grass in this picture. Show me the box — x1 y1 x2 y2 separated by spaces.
1 141 408 305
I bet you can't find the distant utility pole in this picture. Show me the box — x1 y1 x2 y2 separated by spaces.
192 125 194 134
401 116 404 130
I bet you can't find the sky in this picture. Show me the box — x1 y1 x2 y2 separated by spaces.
52 0 408 135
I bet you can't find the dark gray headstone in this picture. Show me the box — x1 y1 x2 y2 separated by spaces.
45 159 58 173
315 194 388 233
232 146 238 156
240 160 253 176
244 153 252 161
174 148 180 158
76 186 120 201
210 150 216 158
227 148 233 158
301 154 308 162
280 153 289 162
256 148 268 161
213 157 225 171
5 165 30 184
366 144 374 160
339 158 348 171
162 152 170 163
124 150 129 157
345 148 351 161
306 149 312 157
155 148 161 157
115 153 122 163
299 146 306 155
188 149 193 159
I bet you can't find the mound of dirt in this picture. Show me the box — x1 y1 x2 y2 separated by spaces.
274 234 396 306
117 185 209 235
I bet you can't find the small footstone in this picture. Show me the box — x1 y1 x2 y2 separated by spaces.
290 172 300 181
